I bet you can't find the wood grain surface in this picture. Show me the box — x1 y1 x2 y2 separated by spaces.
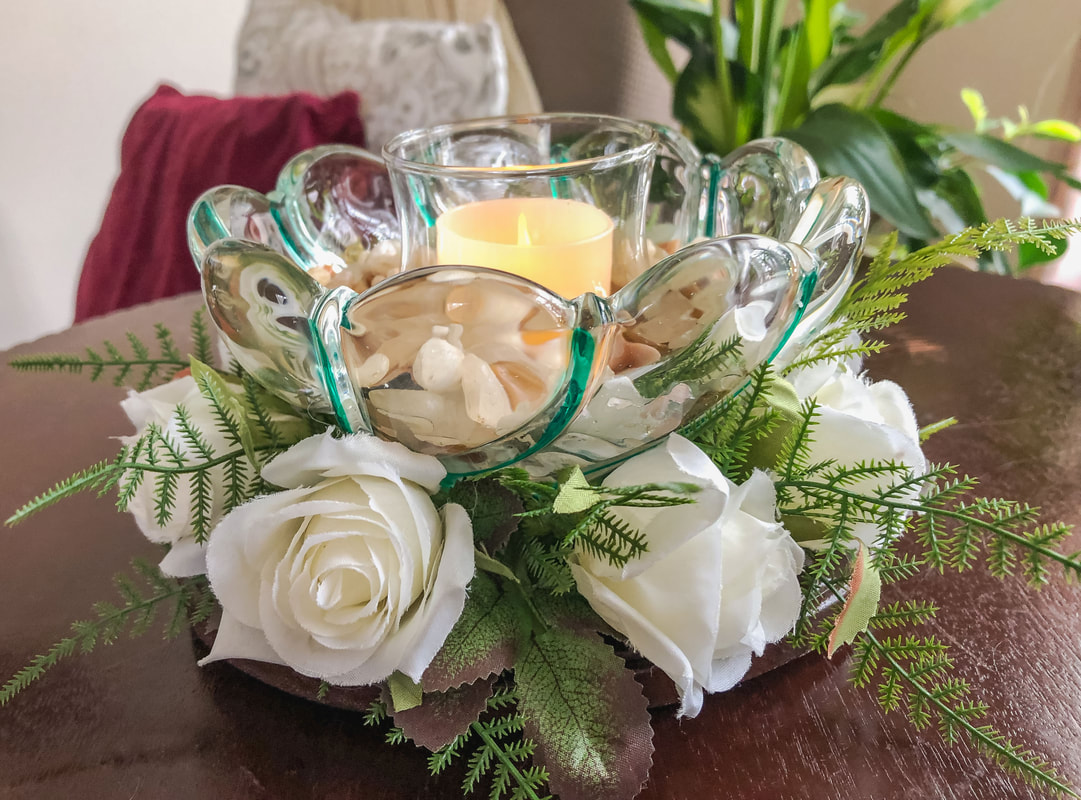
1 267 1080 799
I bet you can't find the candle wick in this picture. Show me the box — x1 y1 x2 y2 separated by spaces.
517 213 533 247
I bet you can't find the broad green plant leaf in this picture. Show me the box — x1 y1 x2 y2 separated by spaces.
422 573 520 692
827 543 883 657
636 11 680 83
802 0 840 72
872 109 941 188
673 46 737 154
630 0 711 49
931 0 1005 29
813 0 918 89
515 627 654 800
985 167 1060 217
1027 119 1081 142
786 104 939 239
943 132 1064 174
772 22 813 133
931 169 987 229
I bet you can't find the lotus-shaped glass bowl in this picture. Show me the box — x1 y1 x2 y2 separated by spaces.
187 114 868 477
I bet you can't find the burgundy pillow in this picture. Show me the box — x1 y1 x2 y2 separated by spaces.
74 84 368 322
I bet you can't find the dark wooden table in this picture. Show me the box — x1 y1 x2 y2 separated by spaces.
2 268 1080 799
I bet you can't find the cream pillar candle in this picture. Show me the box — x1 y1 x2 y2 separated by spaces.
435 196 613 298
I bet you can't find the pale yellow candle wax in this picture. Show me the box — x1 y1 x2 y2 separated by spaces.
435 197 614 298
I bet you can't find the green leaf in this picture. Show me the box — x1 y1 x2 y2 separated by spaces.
943 132 1063 174
930 168 988 229
961 88 988 130
985 168 1060 219
629 0 711 50
515 627 653 800
553 468 599 515
673 46 736 155
772 22 813 133
1026 119 1081 142
802 0 838 72
422 573 521 693
1018 236 1069 270
636 11 680 83
475 549 520 585
813 0 919 88
387 671 424 713
189 358 257 464
828 544 883 657
443 477 523 552
932 0 1005 29
786 104 939 239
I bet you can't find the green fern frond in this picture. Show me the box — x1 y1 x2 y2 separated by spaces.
858 626 1077 797
9 331 188 390
521 537 576 595
0 561 209 706
869 600 940 629
568 507 649 567
634 332 742 398
5 460 121 526
190 308 215 366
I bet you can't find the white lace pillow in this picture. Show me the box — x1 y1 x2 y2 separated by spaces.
236 0 509 150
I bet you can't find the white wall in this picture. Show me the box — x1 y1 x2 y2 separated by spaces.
0 0 247 350
863 0 1081 217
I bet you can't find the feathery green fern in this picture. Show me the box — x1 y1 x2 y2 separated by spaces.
0 559 214 706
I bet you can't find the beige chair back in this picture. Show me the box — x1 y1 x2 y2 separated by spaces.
316 0 542 115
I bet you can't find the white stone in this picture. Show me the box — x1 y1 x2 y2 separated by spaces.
414 335 465 392
461 353 513 429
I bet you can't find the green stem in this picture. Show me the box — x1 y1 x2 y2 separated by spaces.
781 480 1081 575
9 357 188 371
865 39 923 109
711 0 737 152
470 720 546 800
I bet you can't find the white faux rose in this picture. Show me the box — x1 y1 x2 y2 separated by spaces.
120 374 230 577
570 434 805 718
200 431 476 686
796 366 927 546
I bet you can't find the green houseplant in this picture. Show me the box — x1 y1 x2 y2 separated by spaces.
632 0 1081 271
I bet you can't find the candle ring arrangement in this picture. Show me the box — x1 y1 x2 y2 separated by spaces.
8 113 1081 800
188 114 869 477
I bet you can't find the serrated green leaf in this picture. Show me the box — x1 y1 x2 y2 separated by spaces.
422 573 520 693
515 627 653 800
444 477 523 552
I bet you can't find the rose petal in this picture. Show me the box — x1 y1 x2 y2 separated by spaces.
262 431 446 492
594 433 730 579
158 537 208 578
198 610 285 667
